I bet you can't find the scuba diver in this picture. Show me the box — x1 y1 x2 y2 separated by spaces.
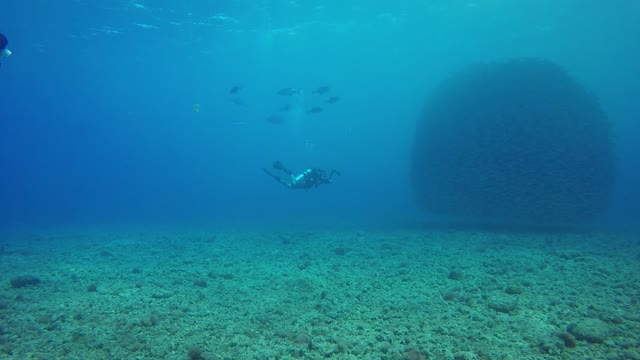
263 161 340 189
0 33 11 68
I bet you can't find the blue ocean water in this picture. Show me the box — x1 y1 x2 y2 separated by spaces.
0 1 639 229
2 3 640 359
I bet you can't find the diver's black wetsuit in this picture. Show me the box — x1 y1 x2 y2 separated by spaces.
263 161 340 189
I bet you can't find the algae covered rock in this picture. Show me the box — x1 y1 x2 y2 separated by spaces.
411 58 614 226
569 318 611 343
10 275 41 288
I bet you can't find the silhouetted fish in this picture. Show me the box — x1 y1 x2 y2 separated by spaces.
326 96 340 104
280 104 293 112
278 88 301 96
308 107 323 114
265 114 285 124
312 86 330 95
229 85 241 94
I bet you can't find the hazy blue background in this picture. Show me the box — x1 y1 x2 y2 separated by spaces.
1 0 638 229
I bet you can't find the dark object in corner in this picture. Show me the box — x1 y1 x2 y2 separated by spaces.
10 275 41 288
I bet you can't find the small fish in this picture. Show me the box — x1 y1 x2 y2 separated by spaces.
280 104 293 112
278 88 301 96
326 96 340 104
265 114 285 124
312 86 330 95
229 85 241 94
193 103 200 113
308 107 323 114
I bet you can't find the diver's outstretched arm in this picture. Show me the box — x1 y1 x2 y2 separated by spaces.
263 168 290 188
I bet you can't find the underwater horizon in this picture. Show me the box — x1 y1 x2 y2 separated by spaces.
1 1 640 359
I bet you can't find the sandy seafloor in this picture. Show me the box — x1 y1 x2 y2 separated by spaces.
0 228 639 360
